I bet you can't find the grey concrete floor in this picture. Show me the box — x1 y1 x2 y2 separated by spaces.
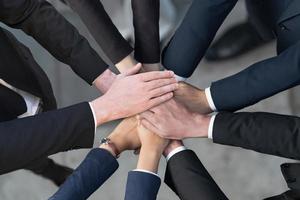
0 0 297 199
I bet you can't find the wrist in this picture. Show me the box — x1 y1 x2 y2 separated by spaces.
93 69 116 93
115 55 137 73
90 97 112 126
199 90 213 114
191 113 211 138
163 140 184 157
99 144 117 158
137 146 162 173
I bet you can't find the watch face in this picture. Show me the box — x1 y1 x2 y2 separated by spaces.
101 138 110 144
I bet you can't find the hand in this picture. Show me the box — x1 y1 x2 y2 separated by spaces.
174 82 212 114
90 63 178 125
99 117 140 157
140 99 211 139
136 124 169 173
137 124 169 151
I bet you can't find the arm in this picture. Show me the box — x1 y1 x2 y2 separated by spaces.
212 112 300 160
64 0 133 65
50 117 141 200
165 149 228 200
0 0 108 85
210 41 300 111
162 0 238 78
140 99 300 159
124 125 168 200
131 0 160 65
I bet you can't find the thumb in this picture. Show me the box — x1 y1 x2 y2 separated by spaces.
124 63 142 76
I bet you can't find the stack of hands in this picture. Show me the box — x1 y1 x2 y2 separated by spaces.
90 62 213 175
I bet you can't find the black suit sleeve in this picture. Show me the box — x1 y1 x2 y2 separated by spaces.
64 0 133 65
0 102 95 175
0 0 108 84
213 112 300 160
131 0 160 63
165 150 228 200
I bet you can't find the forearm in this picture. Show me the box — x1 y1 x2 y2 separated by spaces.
0 103 95 175
3 0 108 84
132 0 160 64
162 0 237 78
65 0 133 65
213 112 300 159
210 42 300 111
49 148 119 200
137 146 163 174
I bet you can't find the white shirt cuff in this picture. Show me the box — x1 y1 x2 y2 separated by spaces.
166 146 187 162
205 87 217 111
208 114 217 139
133 169 160 178
88 102 97 134
174 74 187 82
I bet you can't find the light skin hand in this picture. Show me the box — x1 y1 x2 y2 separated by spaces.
163 140 184 158
136 124 169 173
99 117 141 157
174 82 212 114
139 99 211 140
91 63 178 125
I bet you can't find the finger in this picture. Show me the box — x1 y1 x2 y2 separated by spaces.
147 78 177 90
124 63 142 76
149 83 178 98
148 92 174 109
140 70 175 82
140 119 160 135
139 111 155 121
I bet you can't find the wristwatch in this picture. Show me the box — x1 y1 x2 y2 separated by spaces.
100 138 120 158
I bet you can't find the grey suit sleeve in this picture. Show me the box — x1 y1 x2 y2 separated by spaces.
0 0 108 84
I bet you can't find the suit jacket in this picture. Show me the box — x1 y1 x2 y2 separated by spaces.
0 0 108 84
165 150 228 200
64 0 160 64
213 112 300 160
165 150 300 200
163 0 300 112
125 171 161 200
49 148 119 200
0 26 97 173
0 102 95 175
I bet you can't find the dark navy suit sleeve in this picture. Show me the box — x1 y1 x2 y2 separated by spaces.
125 171 161 200
49 148 119 200
211 41 300 111
162 0 238 78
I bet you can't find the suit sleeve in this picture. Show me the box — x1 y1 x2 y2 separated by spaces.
49 148 119 200
213 112 300 160
210 41 300 111
0 102 95 175
131 0 160 63
162 0 238 77
64 0 133 65
165 150 228 200
125 171 161 200
0 0 108 84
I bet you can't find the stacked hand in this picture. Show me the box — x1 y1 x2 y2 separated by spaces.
174 82 212 114
91 63 178 126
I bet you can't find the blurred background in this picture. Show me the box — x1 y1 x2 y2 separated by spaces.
0 0 299 199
